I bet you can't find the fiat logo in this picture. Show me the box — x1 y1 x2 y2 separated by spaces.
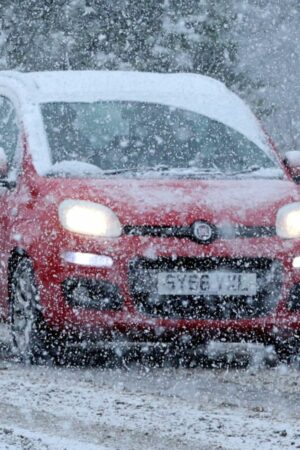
192 221 213 242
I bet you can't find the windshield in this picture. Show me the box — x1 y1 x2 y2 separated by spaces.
41 101 281 178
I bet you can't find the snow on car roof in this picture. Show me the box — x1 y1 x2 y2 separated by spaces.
0 70 268 151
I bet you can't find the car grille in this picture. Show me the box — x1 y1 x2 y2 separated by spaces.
128 257 282 320
123 224 275 240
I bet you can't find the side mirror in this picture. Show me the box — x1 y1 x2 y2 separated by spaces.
0 147 8 178
283 151 300 183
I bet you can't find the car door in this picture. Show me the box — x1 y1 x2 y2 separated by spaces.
0 95 22 319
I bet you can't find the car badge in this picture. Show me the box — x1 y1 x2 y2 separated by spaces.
192 221 213 242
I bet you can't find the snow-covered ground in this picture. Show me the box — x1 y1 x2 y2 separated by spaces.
0 324 300 450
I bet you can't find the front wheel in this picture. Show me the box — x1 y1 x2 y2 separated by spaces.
274 338 300 365
10 257 53 364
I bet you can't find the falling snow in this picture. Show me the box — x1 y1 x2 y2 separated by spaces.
0 2 300 450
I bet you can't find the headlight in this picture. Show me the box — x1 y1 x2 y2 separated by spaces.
276 202 300 238
58 200 122 237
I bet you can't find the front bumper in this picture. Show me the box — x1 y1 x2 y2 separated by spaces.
32 234 300 344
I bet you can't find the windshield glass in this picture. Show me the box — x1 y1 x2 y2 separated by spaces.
41 101 281 178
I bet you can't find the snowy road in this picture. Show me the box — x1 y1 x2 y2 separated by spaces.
0 325 300 450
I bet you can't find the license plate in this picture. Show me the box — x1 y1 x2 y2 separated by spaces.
157 271 257 296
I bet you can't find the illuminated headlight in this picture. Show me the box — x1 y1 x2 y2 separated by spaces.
292 256 300 268
58 200 122 237
276 203 300 238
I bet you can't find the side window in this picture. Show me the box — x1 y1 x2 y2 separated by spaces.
0 96 19 173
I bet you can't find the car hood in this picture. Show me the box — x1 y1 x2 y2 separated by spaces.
43 177 299 227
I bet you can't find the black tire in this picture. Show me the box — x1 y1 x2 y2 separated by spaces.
274 338 300 365
10 257 53 364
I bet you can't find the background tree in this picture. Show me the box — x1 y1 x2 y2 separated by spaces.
0 0 243 82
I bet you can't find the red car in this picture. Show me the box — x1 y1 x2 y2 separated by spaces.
0 70 300 363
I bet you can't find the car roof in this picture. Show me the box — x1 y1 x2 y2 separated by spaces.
0 70 267 151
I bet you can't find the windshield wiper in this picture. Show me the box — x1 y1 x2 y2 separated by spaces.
102 166 225 176
102 164 170 175
227 165 262 176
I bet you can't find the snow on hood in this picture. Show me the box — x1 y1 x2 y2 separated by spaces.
44 177 299 227
2 70 270 153
47 160 104 176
